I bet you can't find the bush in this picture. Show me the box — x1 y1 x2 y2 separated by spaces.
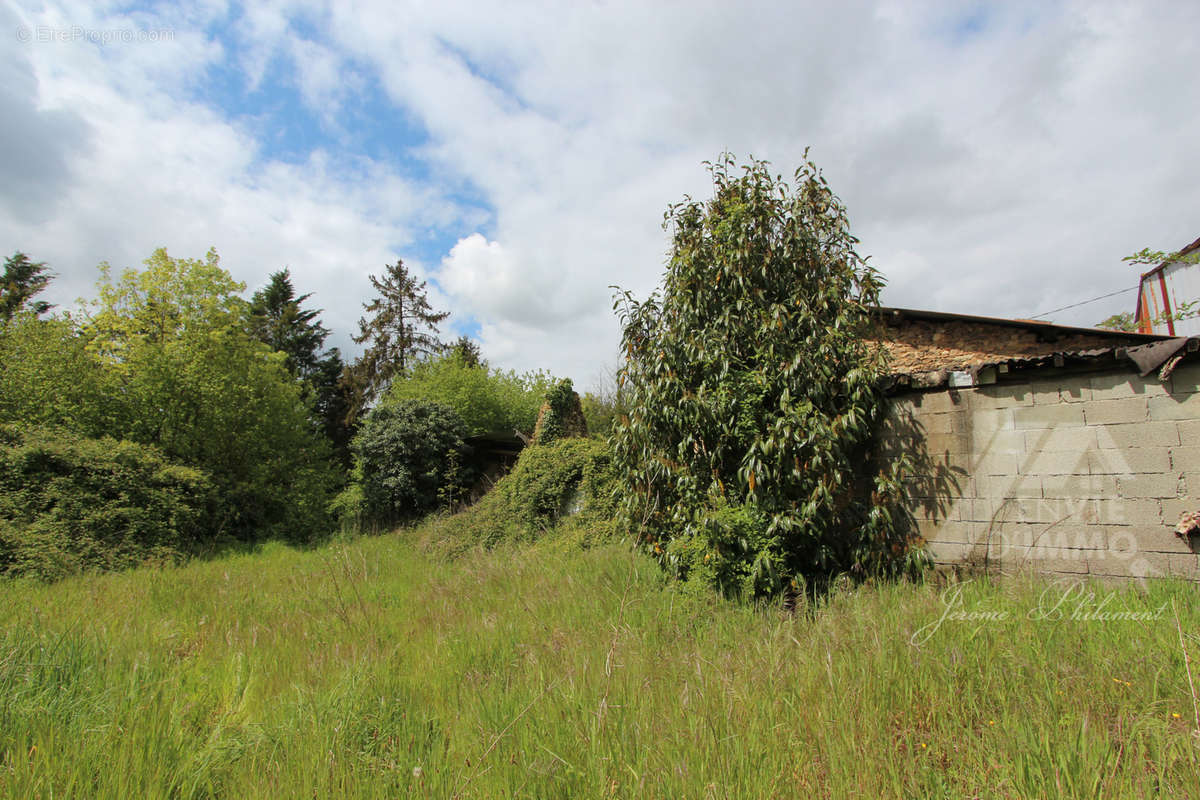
0 426 216 580
420 437 619 556
613 154 923 599
353 400 472 527
385 353 555 436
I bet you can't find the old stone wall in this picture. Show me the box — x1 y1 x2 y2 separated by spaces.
886 360 1200 581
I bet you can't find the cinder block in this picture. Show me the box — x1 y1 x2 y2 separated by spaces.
1088 448 1171 475
1014 404 1086 430
1085 498 1161 526
1109 524 1197 555
1024 427 1098 453
921 520 977 545
969 429 1026 456
990 497 1048 525
1089 373 1171 400
1040 525 1109 552
1167 362 1200 394
987 473 1042 496
951 497 994 523
1001 545 1090 575
919 413 958 435
1168 553 1200 580
921 432 969 455
1096 421 1180 449
1056 375 1093 404
926 540 977 564
1117 473 1184 500
966 408 1015 433
1040 474 1116 497
1170 446 1200 471
1161 498 1200 527
968 385 1032 410
909 390 964 414
1148 393 1200 421
1083 398 1149 426
1031 386 1062 405
972 453 1021 477
1178 420 1200 446
1087 549 1168 579
1018 450 1089 476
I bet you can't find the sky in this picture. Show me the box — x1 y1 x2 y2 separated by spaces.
3 0 1199 389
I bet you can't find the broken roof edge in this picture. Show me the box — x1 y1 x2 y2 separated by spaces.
873 306 1167 341
885 336 1200 393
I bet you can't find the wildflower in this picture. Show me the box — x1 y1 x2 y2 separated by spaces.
987 720 996 726
1172 712 1182 719
412 765 423 779
919 743 927 749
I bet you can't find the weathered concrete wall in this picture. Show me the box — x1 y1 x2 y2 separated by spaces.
886 360 1200 581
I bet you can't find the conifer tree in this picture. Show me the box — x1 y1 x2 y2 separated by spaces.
0 252 53 320
344 259 448 419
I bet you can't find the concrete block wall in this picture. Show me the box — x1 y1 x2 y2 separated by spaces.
886 360 1200 582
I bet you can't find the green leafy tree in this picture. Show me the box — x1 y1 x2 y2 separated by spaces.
612 154 920 599
83 248 335 541
352 400 471 526
1097 311 1136 332
0 315 115 436
385 351 553 437
0 252 53 320
344 260 449 419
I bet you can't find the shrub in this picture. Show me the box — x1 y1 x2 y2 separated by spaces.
0 426 215 580
613 154 923 599
385 353 556 437
421 437 619 556
353 400 472 527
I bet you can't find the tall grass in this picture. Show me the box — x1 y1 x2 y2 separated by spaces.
0 530 1197 798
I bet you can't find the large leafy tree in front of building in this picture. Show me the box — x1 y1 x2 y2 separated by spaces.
612 154 921 599
344 259 449 421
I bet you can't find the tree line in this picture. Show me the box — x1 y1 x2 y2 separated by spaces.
0 249 600 578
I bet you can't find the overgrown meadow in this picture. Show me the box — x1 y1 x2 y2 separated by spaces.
2 529 1198 798
3 156 1199 797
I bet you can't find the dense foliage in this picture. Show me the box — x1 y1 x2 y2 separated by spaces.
82 249 337 542
0 426 215 579
421 436 619 556
384 351 553 436
0 249 338 575
613 154 921 598
351 400 471 527
531 378 587 445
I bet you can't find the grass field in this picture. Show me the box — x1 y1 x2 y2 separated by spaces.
1 527 1198 798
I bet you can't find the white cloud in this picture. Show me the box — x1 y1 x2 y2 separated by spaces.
3 0 1200 388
